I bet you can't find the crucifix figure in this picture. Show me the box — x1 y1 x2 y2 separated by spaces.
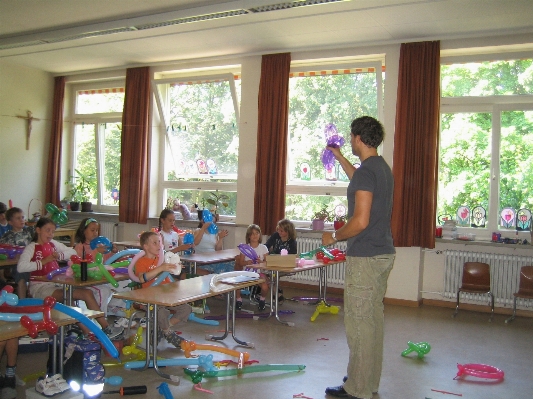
16 110 40 150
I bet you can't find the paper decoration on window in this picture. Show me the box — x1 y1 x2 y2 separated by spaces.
334 204 346 218
186 160 196 174
300 163 311 180
438 214 452 225
471 206 486 228
176 160 186 175
325 165 336 181
206 159 217 174
111 188 119 203
516 208 532 231
456 206 470 227
500 207 516 229
196 159 208 174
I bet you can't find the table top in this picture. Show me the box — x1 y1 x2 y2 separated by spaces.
0 307 103 341
253 258 343 273
113 274 264 307
0 257 18 269
32 273 131 287
181 248 240 265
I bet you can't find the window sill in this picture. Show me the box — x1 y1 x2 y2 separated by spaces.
436 237 533 251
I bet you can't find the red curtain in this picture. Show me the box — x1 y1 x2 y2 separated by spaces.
391 41 441 248
253 53 291 234
45 76 65 205
119 67 151 224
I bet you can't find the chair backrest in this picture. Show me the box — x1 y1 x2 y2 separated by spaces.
462 262 491 290
518 266 533 296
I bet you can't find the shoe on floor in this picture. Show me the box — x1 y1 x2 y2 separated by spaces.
3 376 15 389
114 317 137 328
139 317 147 328
164 330 185 349
236 300 242 311
48 374 70 393
36 377 62 397
258 299 266 311
325 385 362 398
103 325 124 340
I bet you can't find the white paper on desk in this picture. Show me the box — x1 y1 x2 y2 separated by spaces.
220 275 260 284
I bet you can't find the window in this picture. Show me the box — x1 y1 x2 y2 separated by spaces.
286 61 383 222
438 58 533 234
155 71 240 217
67 84 124 211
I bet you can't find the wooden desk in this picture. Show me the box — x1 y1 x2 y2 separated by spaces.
54 228 77 246
113 274 264 379
254 259 343 326
0 257 18 270
181 248 240 274
32 274 131 306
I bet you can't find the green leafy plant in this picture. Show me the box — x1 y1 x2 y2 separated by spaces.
334 214 347 222
313 206 332 222
65 169 95 202
206 191 229 215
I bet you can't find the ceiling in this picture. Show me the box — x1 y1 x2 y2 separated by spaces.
1 0 533 74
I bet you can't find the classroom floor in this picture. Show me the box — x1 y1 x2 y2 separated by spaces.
6 286 533 399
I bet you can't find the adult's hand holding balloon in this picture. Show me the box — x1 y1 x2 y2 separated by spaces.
321 123 345 169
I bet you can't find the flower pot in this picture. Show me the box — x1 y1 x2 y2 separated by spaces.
312 219 325 231
334 220 345 230
81 202 93 212
69 201 80 211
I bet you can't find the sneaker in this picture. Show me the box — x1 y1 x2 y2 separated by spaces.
236 300 243 311
258 299 266 311
114 317 137 328
103 325 124 340
36 377 62 397
278 288 285 304
164 330 185 349
48 374 70 393
139 317 147 328
3 376 15 389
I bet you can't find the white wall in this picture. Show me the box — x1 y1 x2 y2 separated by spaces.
0 60 54 215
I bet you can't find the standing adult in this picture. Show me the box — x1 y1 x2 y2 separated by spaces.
322 116 395 399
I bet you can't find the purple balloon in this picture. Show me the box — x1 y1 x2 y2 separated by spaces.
238 243 259 263
321 148 336 169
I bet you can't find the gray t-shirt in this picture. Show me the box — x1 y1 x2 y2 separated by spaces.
346 156 395 257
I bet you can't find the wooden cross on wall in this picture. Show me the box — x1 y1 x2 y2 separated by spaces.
16 110 41 150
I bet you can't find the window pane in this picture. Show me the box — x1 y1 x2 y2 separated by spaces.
76 88 125 113
441 59 533 97
165 80 239 182
101 123 122 206
288 72 377 184
73 123 97 203
166 189 237 218
499 110 533 215
285 194 347 222
437 113 491 220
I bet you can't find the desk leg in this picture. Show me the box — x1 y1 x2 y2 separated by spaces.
274 271 294 327
207 291 255 348
151 304 179 381
59 326 65 376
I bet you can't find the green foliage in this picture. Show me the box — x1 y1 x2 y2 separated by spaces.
313 206 332 222
206 191 229 214
65 169 96 202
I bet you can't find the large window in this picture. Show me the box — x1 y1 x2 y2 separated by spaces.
67 84 124 211
438 58 533 234
155 71 240 217
286 61 383 222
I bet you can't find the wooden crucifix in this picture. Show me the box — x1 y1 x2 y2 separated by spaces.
16 110 41 150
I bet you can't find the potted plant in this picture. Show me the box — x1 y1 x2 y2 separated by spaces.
206 190 229 222
312 206 331 231
334 214 347 230
66 169 95 212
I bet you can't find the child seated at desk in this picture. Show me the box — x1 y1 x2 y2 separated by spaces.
135 231 191 348
0 207 35 299
17 217 123 340
234 224 269 311
193 212 233 275
0 281 18 399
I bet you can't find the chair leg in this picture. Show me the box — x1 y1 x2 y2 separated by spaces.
488 292 494 322
505 297 517 324
452 290 461 318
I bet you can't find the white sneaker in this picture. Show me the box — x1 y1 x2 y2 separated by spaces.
113 317 137 328
103 325 124 340
48 374 70 393
36 377 62 397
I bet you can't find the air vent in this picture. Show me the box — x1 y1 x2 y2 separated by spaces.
248 0 347 13
135 9 249 30
0 40 46 50
43 27 138 43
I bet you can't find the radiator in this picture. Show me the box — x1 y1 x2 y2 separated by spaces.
283 237 347 287
444 250 533 307
99 221 118 242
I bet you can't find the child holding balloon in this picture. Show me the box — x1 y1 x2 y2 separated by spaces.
234 224 269 311
135 231 191 348
73 217 121 326
0 207 35 298
158 209 194 254
193 212 233 275
17 217 123 340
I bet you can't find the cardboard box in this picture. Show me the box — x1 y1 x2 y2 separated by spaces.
265 254 297 268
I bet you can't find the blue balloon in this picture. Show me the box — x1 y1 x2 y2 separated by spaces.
183 232 194 255
202 210 218 234
19 298 119 359
104 248 141 265
90 236 113 254
188 313 219 326
0 312 43 321
152 272 175 287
